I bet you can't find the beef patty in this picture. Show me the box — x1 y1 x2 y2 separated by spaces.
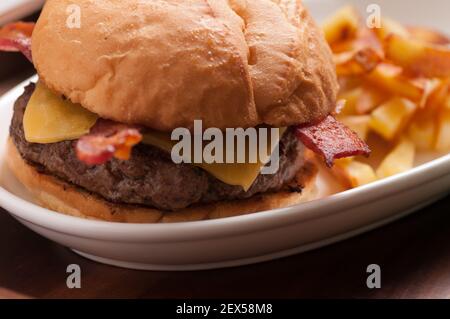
10 83 306 211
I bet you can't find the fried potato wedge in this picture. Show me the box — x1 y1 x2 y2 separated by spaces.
369 97 417 141
322 6 360 45
416 78 445 109
325 6 450 189
338 85 388 116
408 116 437 150
355 85 389 114
423 79 449 110
435 107 450 151
333 159 377 188
335 48 382 76
407 26 450 45
410 80 449 150
334 27 384 76
385 34 450 78
366 63 424 102
337 87 361 115
375 18 410 40
376 138 415 179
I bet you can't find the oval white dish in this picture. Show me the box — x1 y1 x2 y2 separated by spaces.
0 0 449 271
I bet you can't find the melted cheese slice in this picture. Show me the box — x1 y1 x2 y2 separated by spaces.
142 128 285 191
23 83 284 190
24 82 98 143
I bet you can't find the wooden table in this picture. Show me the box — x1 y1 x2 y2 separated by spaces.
0 55 450 300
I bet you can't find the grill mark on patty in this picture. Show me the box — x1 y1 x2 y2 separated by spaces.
10 83 306 211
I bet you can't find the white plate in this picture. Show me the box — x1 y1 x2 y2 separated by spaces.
0 0 44 25
0 0 449 271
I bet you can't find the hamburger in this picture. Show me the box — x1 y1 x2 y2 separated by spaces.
0 0 369 223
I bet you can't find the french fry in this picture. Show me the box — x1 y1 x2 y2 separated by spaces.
338 75 363 92
337 115 371 140
407 26 450 45
333 159 377 188
376 138 416 179
356 25 385 56
417 78 444 109
355 85 389 114
335 48 382 76
408 79 449 150
369 97 417 141
322 6 360 45
408 116 436 150
334 27 384 76
385 34 450 78
330 39 354 54
338 85 388 116
435 107 450 152
375 17 410 40
423 79 449 110
326 7 450 189
366 63 424 102
337 87 361 115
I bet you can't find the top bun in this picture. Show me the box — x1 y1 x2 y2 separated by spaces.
32 0 338 131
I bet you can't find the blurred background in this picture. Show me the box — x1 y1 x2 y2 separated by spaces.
0 0 43 92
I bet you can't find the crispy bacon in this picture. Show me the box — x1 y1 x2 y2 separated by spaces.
296 115 371 167
76 120 143 165
77 116 369 167
76 115 368 167
0 22 34 62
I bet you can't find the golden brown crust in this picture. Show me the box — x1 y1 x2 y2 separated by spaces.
32 0 337 131
6 138 318 223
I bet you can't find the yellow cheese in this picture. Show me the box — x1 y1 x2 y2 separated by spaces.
143 128 285 191
23 82 98 143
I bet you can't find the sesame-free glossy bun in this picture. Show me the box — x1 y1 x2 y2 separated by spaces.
32 0 338 131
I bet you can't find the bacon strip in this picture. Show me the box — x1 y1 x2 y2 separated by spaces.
0 22 35 62
76 120 143 165
296 115 371 167
76 116 369 167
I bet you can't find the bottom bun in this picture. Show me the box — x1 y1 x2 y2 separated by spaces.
6 138 318 223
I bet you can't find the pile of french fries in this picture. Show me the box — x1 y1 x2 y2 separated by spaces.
322 6 450 189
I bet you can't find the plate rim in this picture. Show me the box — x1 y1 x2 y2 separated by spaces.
69 197 439 271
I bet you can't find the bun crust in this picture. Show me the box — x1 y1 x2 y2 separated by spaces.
32 0 337 131
6 138 318 223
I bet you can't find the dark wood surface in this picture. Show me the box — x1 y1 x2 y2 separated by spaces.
0 196 449 299
0 54 449 300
